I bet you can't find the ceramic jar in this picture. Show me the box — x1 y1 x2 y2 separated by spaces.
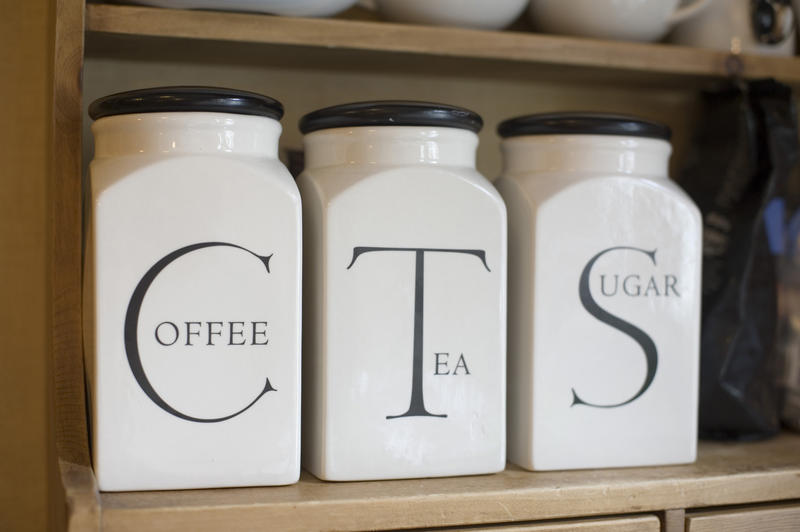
85 87 302 491
297 101 507 481
495 113 702 471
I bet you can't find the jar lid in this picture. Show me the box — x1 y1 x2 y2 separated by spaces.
299 101 483 134
88 86 284 120
497 112 671 140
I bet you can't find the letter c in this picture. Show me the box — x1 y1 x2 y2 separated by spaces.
124 242 275 423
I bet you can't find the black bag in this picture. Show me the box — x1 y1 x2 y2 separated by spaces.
678 79 799 440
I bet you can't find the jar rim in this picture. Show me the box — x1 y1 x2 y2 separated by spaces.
88 86 284 121
299 100 483 134
497 112 671 141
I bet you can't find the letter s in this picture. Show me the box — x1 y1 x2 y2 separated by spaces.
124 242 276 423
574 246 658 408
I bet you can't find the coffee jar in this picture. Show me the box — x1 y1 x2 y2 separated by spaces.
495 113 702 471
297 101 507 481
85 87 302 490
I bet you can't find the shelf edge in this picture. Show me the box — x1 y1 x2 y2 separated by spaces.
84 4 800 86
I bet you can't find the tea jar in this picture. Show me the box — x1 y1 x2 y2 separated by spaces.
495 113 702 471
85 87 302 490
297 101 507 481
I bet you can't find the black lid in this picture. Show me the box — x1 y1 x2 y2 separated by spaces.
88 86 284 120
299 101 483 134
497 112 671 141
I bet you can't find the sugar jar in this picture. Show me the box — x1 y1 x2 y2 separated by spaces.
495 113 702 471
85 87 302 490
297 101 507 481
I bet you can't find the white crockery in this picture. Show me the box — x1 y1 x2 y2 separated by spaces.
86 88 302 491
372 0 528 30
529 0 711 42
114 0 359 17
298 102 507 481
496 114 702 471
669 0 796 57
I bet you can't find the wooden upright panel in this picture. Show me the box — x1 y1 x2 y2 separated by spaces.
0 1 57 531
52 0 101 531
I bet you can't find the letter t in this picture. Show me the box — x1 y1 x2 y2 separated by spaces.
347 246 490 419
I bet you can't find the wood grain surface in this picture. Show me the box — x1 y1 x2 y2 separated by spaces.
53 0 89 469
686 501 800 532
447 515 661 532
53 0 100 530
445 514 661 531
662 509 686 532
1 2 58 531
83 4 800 86
55 3 800 532
88 434 800 532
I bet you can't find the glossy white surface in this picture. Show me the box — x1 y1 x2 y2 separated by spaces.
373 0 528 30
496 134 701 471
529 0 711 42
299 125 507 481
86 112 302 490
669 0 796 56
113 0 358 17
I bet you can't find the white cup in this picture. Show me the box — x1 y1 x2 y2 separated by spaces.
669 0 796 57
529 0 712 42
372 0 529 30
115 0 359 17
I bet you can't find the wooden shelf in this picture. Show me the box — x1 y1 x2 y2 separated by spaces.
54 3 800 531
84 3 800 87
63 433 799 531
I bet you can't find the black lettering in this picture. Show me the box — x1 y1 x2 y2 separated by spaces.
622 274 641 297
576 247 659 408
665 274 680 297
229 321 246 346
600 274 618 296
643 276 660 297
434 352 450 375
154 321 179 346
453 354 470 375
124 242 275 423
252 321 269 345
207 321 223 346
347 246 490 419
185 322 202 346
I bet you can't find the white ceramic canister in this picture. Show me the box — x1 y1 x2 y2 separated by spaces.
85 87 302 491
495 113 702 471
297 101 507 481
